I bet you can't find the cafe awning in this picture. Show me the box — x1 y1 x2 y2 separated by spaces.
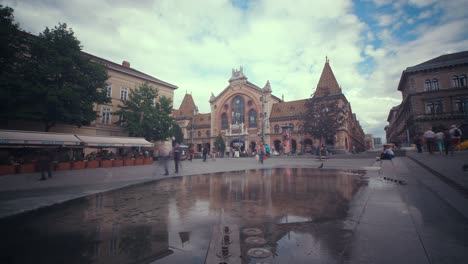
0 130 82 146
75 135 153 148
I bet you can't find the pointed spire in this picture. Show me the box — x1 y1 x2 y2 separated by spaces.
314 57 342 97
263 80 272 93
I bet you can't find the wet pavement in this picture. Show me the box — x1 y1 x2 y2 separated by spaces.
0 153 468 263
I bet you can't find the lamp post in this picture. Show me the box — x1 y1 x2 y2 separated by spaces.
191 108 196 145
261 91 267 145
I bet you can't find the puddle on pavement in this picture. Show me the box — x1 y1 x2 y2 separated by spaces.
0 167 368 264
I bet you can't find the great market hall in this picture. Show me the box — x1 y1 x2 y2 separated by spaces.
173 59 365 155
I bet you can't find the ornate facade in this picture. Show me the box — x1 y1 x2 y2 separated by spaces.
385 51 468 145
174 60 365 154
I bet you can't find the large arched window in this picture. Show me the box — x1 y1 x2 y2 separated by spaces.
221 113 228 129
231 96 244 124
248 109 257 128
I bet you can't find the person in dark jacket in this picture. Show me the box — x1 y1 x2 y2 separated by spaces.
173 143 181 173
38 150 52 181
202 143 209 162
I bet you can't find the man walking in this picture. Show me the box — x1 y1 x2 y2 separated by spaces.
160 140 171 175
173 143 181 173
38 150 52 181
423 128 436 154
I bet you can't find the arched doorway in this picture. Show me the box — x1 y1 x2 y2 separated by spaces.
250 141 257 154
304 138 313 153
291 139 297 154
274 140 282 155
231 139 244 152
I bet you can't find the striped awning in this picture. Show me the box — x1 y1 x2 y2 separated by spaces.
0 130 82 146
75 135 153 147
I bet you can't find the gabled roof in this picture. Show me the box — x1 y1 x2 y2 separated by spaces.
193 113 211 127
81 51 178 90
270 99 308 119
405 50 468 73
173 93 197 117
397 50 468 91
313 58 342 98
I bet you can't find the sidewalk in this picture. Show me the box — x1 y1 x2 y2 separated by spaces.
0 156 376 219
406 150 468 197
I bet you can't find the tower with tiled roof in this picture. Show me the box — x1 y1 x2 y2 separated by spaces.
313 57 342 98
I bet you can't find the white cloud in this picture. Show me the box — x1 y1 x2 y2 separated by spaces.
2 0 467 142
408 0 437 8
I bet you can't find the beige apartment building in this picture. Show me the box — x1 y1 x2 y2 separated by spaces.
5 51 178 137
174 59 365 154
386 51 468 145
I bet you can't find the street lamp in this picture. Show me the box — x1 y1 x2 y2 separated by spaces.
191 108 196 145
261 91 267 145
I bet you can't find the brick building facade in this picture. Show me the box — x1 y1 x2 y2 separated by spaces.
174 60 365 154
386 51 468 145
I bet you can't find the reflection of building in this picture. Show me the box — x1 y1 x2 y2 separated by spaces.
386 51 468 145
174 59 365 154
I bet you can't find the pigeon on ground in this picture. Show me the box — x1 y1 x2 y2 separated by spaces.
318 163 323 169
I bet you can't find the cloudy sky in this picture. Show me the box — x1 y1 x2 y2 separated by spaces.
4 0 468 140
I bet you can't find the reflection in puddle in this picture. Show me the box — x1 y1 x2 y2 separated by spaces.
0 167 367 264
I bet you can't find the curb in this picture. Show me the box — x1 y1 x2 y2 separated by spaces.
406 154 468 200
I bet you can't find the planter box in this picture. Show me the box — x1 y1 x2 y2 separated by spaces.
134 158 144 166
123 159 134 166
143 157 153 165
72 161 85 170
100 160 112 168
56 162 71 171
86 160 100 169
19 163 36 174
112 159 123 167
0 165 16 176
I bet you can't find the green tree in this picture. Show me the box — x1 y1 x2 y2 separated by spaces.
301 97 341 153
19 23 109 131
170 123 184 144
0 5 26 124
214 134 226 156
115 82 175 141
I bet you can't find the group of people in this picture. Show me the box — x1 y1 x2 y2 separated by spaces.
414 125 463 155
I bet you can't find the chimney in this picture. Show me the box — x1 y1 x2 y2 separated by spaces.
122 61 130 68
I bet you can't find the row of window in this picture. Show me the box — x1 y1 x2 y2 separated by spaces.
425 99 468 114
221 109 258 129
424 75 467 91
273 124 295 133
190 131 210 138
105 83 128 100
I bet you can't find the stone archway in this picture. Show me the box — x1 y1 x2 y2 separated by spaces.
304 138 313 153
291 139 297 153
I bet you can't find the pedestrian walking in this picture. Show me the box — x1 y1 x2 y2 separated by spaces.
443 129 452 155
256 143 265 164
202 143 209 162
160 140 172 175
38 150 52 181
265 144 270 157
188 144 195 162
449 124 463 155
173 143 181 173
414 133 423 153
435 129 445 154
423 128 436 154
